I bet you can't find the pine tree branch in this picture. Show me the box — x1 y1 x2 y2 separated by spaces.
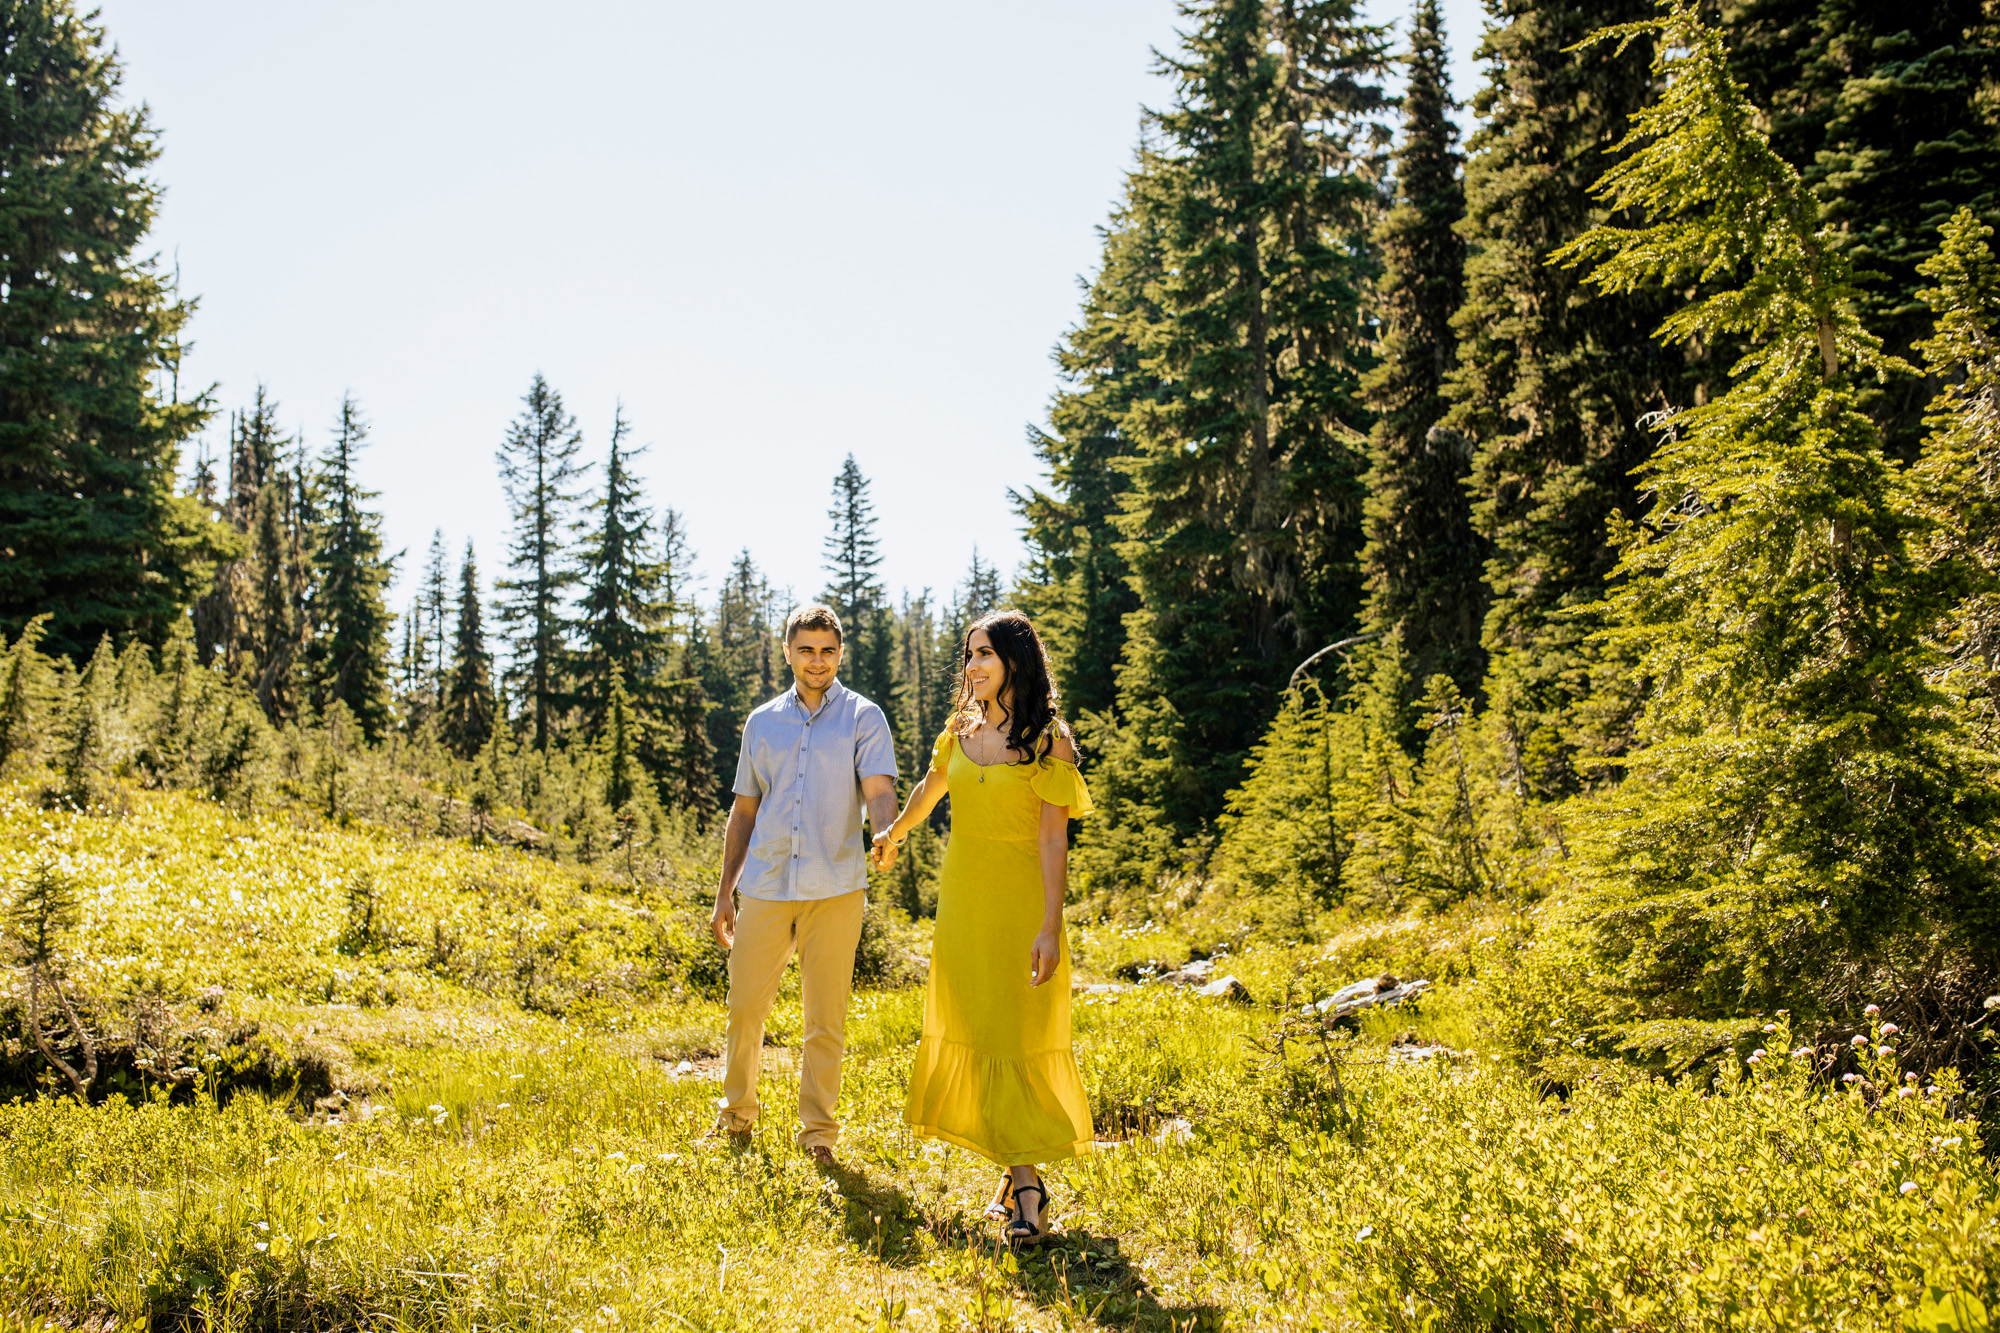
26 963 95 1100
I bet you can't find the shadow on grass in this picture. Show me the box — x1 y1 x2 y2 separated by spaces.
820 1159 1231 1332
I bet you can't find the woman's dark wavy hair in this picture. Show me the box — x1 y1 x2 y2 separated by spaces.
949 609 1069 764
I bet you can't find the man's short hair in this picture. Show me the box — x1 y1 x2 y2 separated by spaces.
785 604 843 644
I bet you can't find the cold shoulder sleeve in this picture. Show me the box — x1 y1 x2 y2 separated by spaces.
1028 757 1094 819
929 729 955 774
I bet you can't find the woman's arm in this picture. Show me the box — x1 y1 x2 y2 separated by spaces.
1029 727 1079 987
868 765 949 870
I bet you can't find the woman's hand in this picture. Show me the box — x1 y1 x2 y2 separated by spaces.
870 830 900 872
1029 924 1061 987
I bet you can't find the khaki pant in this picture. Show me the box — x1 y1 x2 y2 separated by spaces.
714 890 865 1150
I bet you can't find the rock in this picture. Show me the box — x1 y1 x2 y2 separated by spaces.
1196 974 1252 1003
1316 976 1431 1020
1154 1116 1194 1145
1074 982 1131 996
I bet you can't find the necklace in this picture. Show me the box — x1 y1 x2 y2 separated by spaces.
964 722 1014 779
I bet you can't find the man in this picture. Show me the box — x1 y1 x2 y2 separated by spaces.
709 604 898 1164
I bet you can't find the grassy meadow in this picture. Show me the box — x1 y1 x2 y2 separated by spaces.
2 784 1996 1332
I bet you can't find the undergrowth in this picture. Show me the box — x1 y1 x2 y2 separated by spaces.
0 784 1994 1331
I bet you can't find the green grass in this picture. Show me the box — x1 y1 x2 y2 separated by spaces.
3 785 1997 1331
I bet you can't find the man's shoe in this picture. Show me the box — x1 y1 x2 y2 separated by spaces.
809 1144 837 1168
702 1126 753 1152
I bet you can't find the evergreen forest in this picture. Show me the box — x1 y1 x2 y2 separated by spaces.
5 0 2000 1328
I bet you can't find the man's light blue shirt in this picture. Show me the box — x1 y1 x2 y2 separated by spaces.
732 678 898 901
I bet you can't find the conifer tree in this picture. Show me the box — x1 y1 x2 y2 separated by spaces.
893 589 951 778
57 635 115 806
1446 0 1688 797
1014 168 1165 720
704 552 782 788
396 601 423 707
247 472 299 723
1725 0 2000 454
822 454 892 700
442 542 496 758
603 664 637 812
192 389 289 670
1556 1 1996 1017
307 396 395 742
0 616 53 773
954 549 1003 633
575 406 670 733
1909 210 2000 735
668 614 721 819
281 441 320 703
0 1 234 659
645 506 715 819
469 691 515 843
415 528 450 713
141 616 201 782
1358 0 1481 708
495 374 586 750
1085 0 1390 885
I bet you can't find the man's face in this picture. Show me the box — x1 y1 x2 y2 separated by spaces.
785 628 842 693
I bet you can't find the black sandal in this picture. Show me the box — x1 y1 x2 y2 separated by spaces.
982 1171 1014 1221
1006 1177 1050 1247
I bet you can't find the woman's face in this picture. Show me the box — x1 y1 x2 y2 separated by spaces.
964 629 1007 706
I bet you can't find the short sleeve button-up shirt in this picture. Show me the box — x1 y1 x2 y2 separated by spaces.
731 678 898 901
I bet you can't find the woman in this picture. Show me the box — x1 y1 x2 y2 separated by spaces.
869 609 1093 1246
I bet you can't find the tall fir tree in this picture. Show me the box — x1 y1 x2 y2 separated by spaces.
1014 164 1167 721
1445 0 1688 798
1556 1 1997 1019
1085 0 1391 888
670 614 722 819
442 541 495 758
574 405 670 734
892 588 951 778
647 505 716 819
1724 0 2000 456
954 548 1003 633
1910 211 2000 737
1357 0 1482 710
307 395 395 741
494 373 586 750
703 550 779 796
413 527 450 717
247 452 310 725
191 388 289 672
0 1 233 658
603 663 638 812
821 454 892 701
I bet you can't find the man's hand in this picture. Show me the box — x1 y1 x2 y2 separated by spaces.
870 830 899 872
710 891 737 949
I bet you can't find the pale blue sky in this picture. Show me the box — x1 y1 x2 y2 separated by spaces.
105 0 1486 616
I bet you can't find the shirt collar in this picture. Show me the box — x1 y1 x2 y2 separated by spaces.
788 676 846 719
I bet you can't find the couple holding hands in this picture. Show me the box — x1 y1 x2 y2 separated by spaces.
707 603 1094 1247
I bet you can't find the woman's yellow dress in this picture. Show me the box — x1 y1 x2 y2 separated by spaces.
904 730 1095 1166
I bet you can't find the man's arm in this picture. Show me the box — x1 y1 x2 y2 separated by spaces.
854 704 901 866
861 774 898 848
711 793 760 948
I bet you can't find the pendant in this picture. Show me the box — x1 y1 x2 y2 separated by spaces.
978 771 986 783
